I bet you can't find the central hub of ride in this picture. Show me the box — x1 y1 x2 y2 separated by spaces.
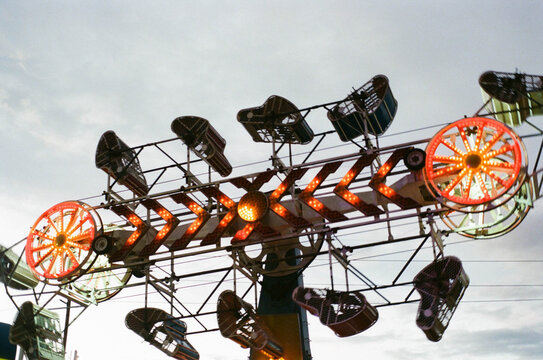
465 153 482 170
55 233 67 248
237 191 269 222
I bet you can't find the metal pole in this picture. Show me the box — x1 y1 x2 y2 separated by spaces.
17 346 24 360
327 233 334 290
63 300 71 352
170 256 175 315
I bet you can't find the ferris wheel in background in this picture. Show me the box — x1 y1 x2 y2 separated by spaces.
2 70 543 360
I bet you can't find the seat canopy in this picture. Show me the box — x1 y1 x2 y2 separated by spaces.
328 74 397 141
171 116 232 177
479 70 543 127
238 95 314 145
292 286 378 337
95 130 149 196
413 256 469 341
9 302 64 360
125 307 199 360
217 290 283 359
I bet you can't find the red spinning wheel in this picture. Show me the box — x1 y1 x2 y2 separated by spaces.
425 117 526 211
26 201 100 282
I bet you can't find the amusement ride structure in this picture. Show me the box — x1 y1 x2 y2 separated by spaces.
1 70 543 360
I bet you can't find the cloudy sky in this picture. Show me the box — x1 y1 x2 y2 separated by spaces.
1 1 543 359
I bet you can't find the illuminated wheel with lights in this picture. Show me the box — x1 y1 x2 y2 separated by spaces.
440 180 531 239
236 230 325 277
424 117 527 212
26 201 101 283
63 255 132 303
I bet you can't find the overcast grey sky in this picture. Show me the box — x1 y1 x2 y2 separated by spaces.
1 1 543 359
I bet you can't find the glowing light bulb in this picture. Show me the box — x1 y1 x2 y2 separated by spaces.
237 191 269 222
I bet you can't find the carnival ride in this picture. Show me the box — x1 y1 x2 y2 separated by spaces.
1 70 543 360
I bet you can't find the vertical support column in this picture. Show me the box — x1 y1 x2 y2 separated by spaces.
251 272 312 360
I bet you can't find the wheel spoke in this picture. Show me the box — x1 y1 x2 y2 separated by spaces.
66 216 90 237
66 250 80 270
430 164 462 179
484 143 515 160
474 126 483 150
485 161 515 174
46 216 60 235
443 168 468 195
59 251 67 274
45 251 59 277
59 209 65 233
67 237 92 250
33 230 56 242
34 247 55 267
31 242 54 253
489 207 500 222
101 274 110 294
440 138 465 157
431 155 463 165
481 168 509 187
63 208 81 235
480 129 505 153
456 213 470 227
475 172 490 200
111 271 123 285
457 125 472 152
477 211 486 226
69 229 93 243
463 170 474 198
